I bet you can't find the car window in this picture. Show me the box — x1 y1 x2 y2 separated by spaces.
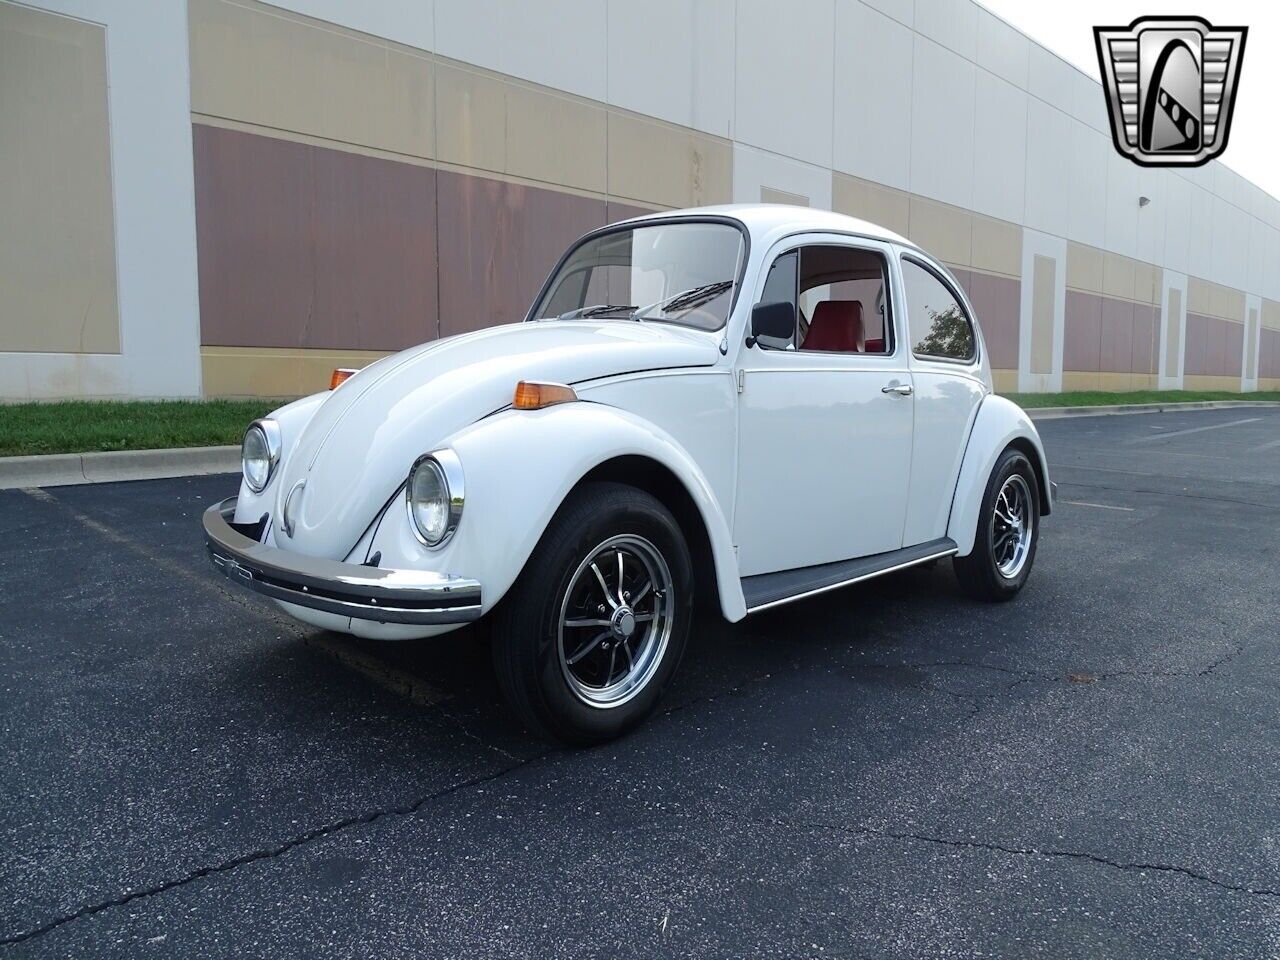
754 245 892 354
901 257 976 362
796 245 890 354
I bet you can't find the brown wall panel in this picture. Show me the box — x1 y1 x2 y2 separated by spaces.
436 170 606 337
1132 303 1158 376
1261 329 1280 379
194 123 437 350
1184 313 1242 377
1063 290 1102 372
1099 298 1133 374
1225 320 1244 377
955 269 1019 370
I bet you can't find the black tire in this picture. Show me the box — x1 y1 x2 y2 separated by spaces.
953 447 1040 602
490 481 693 746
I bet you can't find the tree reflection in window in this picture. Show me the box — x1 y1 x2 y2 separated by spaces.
915 304 973 360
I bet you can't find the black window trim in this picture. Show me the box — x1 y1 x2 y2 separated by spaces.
900 253 980 366
754 240 898 359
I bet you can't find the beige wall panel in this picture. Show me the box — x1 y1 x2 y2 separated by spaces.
970 216 1020 278
1246 308 1259 380
1264 299 1280 332
1211 283 1245 323
1066 242 1103 293
1061 371 1102 391
189 0 434 159
991 368 1019 394
908 196 971 267
1102 253 1135 301
1188 278 1212 317
0 1 119 354
435 62 509 173
505 84 606 193
1030 255 1056 375
1182 374 1241 392
1133 261 1160 305
608 111 731 209
1258 377 1280 391
202 346 388 398
760 186 808 205
831 175 911 237
1165 288 1182 379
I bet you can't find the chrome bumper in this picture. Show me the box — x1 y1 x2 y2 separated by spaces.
202 497 482 625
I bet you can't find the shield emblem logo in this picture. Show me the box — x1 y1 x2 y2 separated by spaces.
1094 16 1247 167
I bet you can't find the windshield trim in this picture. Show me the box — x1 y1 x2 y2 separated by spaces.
523 214 752 331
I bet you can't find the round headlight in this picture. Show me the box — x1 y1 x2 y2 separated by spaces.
241 420 280 494
407 451 463 548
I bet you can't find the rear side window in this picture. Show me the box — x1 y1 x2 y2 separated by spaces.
901 257 975 362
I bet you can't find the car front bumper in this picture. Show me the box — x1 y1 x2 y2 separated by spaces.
202 497 482 625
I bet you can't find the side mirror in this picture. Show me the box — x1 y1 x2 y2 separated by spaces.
749 301 796 346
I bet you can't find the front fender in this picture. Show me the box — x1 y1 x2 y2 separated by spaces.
946 395 1053 557
231 391 328 525
373 402 746 622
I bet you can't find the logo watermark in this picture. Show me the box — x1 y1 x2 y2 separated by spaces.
1094 16 1247 167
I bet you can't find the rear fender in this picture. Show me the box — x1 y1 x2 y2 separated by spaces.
947 395 1053 556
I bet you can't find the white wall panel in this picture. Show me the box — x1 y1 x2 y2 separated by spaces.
435 0 607 101
1026 42 1073 115
1066 119 1107 249
1161 173 1191 278
262 0 434 51
971 70 1026 224
974 5 1027 89
734 0 834 167
913 0 976 61
859 0 912 28
1103 151 1139 260
1134 175 1167 267
732 143 832 210
1211 197 1249 293
1068 70 1107 134
833 0 912 190
606 0 734 137
1022 98 1069 239
1186 184 1215 283
908 35 975 209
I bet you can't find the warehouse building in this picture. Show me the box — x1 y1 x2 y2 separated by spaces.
2 0 1278 400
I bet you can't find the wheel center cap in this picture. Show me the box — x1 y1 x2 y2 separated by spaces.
612 607 636 639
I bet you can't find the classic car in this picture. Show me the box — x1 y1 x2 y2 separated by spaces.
204 204 1053 744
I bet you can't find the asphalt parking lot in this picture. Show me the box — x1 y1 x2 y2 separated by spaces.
3 407 1280 958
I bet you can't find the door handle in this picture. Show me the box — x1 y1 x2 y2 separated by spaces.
881 382 913 397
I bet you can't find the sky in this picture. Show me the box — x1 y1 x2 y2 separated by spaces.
975 0 1279 201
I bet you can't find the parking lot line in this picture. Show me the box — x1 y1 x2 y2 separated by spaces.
1124 417 1261 444
1060 500 1135 512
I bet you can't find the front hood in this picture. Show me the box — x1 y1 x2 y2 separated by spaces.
274 320 719 558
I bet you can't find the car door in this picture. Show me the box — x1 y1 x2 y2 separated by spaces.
897 251 988 546
733 235 915 577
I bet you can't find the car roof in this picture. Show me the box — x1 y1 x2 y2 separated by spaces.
618 203 918 252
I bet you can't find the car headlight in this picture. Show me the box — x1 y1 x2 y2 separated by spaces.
241 420 281 494
407 449 464 548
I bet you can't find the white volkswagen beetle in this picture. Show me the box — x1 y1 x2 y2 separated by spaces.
204 205 1053 744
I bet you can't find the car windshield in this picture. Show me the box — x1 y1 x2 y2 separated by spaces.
532 221 745 332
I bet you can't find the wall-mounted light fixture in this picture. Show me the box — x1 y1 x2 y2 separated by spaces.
1138 196 1151 207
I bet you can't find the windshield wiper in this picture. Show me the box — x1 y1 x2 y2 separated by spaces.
557 304 640 320
634 280 734 319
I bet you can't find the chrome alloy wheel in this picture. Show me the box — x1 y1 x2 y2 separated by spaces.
992 473 1034 579
557 534 675 709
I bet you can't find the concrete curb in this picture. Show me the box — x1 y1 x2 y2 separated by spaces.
0 445 239 490
1026 400 1280 420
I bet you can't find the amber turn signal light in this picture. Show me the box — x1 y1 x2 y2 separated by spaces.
330 368 358 390
513 380 578 410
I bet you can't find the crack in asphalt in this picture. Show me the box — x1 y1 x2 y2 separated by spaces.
0 752 551 949
762 815 1280 901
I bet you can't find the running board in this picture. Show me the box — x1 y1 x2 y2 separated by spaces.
741 538 958 614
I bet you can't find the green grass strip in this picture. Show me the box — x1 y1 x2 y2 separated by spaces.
0 400 283 457
1004 390 1280 409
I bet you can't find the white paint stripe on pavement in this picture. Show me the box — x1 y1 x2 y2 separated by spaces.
1061 500 1136 512
1124 417 1261 444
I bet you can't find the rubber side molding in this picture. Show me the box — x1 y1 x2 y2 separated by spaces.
742 537 958 614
